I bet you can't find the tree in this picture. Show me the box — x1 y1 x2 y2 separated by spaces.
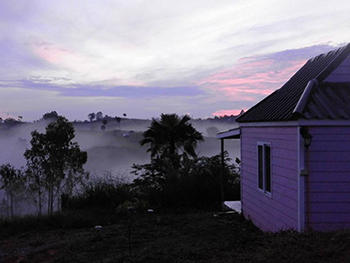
42 111 59 121
24 116 88 214
25 131 47 216
140 114 204 160
101 119 108 131
132 152 240 209
96 111 103 120
4 117 19 125
114 116 122 129
26 157 46 216
88 113 96 122
0 164 25 217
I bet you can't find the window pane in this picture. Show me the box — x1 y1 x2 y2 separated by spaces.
265 145 271 192
258 145 263 189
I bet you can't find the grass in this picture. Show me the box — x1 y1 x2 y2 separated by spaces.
1 211 350 262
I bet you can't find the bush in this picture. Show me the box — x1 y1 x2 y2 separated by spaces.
132 152 240 210
62 172 134 212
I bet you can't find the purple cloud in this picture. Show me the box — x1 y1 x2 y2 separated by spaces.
0 79 203 98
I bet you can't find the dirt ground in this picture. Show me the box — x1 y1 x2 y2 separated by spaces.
1 211 350 263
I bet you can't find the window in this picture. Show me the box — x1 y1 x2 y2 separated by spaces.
257 143 271 194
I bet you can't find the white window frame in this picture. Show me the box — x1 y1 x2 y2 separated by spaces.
257 142 272 197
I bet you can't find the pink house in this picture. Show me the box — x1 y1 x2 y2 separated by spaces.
219 43 350 232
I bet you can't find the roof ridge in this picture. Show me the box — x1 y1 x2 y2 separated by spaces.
315 43 350 82
292 79 318 119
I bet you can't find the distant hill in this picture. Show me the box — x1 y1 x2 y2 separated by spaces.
0 115 240 178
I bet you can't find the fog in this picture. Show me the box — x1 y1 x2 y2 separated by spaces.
0 118 240 176
0 118 240 216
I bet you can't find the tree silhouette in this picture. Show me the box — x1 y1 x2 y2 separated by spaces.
42 111 59 121
4 118 19 125
0 164 25 217
26 154 46 216
115 116 122 128
140 114 204 160
24 116 88 214
96 111 103 120
88 113 96 122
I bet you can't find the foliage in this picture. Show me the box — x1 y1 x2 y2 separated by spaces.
88 112 95 122
96 111 103 120
101 118 108 131
62 173 134 212
132 152 240 209
4 117 20 125
42 111 59 121
140 113 204 161
24 116 88 215
115 117 122 127
0 164 25 217
115 197 149 215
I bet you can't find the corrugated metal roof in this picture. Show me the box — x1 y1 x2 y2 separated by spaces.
302 83 350 119
237 44 350 122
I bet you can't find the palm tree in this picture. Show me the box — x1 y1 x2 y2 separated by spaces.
140 114 204 159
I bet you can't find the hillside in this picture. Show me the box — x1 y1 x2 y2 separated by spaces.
1 211 350 263
0 117 239 179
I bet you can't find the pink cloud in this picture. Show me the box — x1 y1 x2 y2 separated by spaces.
0 112 18 120
30 41 84 71
212 109 248 117
196 55 306 103
32 42 70 64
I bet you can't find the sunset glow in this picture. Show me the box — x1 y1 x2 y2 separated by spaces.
0 0 349 120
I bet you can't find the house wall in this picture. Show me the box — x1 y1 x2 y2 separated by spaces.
308 126 350 231
241 126 299 232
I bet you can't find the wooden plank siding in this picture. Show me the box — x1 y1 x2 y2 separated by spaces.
308 126 350 231
241 126 299 232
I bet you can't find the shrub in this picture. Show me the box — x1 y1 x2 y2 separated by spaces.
132 152 240 210
62 172 134 212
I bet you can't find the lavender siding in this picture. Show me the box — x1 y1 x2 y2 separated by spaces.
241 126 298 232
308 126 350 231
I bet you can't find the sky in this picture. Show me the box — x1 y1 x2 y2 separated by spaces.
0 0 350 121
